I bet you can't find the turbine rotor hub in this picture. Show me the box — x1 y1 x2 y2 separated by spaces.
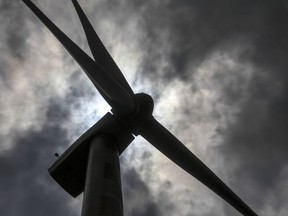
133 93 154 117
112 93 154 135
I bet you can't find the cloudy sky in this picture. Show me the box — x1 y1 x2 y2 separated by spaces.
1 0 288 215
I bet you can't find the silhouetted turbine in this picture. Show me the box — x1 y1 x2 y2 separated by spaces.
22 0 258 215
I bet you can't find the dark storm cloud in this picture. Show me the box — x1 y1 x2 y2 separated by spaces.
137 0 287 81
219 62 288 211
0 97 77 216
208 0 288 214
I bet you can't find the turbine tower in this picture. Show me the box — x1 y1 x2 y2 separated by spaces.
22 0 258 215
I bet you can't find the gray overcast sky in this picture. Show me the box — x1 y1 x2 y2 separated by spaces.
1 0 288 215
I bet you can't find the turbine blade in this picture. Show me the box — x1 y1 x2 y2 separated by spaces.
22 0 135 114
139 117 257 216
71 0 134 95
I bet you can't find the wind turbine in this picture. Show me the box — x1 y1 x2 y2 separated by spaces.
22 0 257 215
